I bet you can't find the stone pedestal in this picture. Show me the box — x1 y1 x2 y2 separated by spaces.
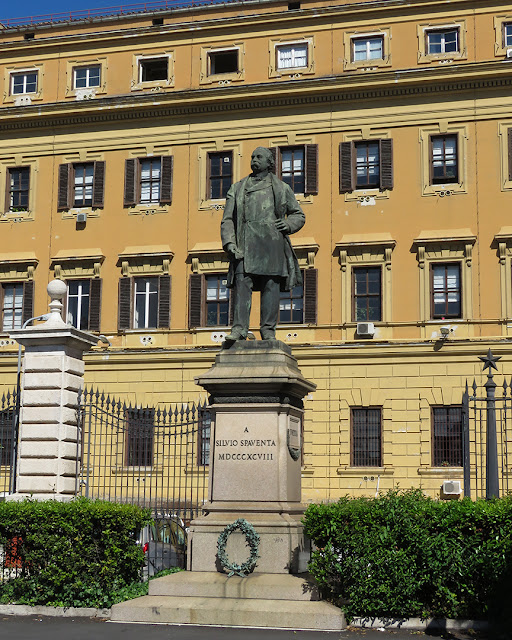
190 340 316 574
8 281 98 500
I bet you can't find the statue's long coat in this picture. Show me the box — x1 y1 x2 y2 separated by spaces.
221 173 305 292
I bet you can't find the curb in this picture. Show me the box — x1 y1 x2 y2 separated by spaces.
0 604 111 618
350 617 488 632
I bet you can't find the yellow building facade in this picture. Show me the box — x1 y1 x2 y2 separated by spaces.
0 0 511 502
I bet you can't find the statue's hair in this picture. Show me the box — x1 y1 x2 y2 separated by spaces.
253 146 275 172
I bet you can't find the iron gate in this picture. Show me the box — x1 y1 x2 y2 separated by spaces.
0 388 19 497
462 350 512 499
77 388 210 572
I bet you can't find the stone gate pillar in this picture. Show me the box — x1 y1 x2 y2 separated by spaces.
8 280 98 501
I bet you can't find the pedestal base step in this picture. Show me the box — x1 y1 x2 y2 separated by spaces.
111 595 344 630
111 572 345 631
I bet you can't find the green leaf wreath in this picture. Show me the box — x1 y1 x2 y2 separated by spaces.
217 518 260 577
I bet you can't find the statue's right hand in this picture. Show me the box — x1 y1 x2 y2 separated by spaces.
226 243 237 255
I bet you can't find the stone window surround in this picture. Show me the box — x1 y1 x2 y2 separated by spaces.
199 43 245 86
412 229 476 328
0 157 39 223
59 151 105 220
417 21 467 64
131 51 174 92
118 246 174 279
0 254 38 283
336 233 395 326
341 129 392 202
498 122 512 191
65 57 108 99
269 134 316 204
3 64 44 104
419 123 468 197
343 27 391 71
494 15 512 56
197 141 241 210
494 227 512 322
125 145 173 215
268 36 315 78
51 249 105 280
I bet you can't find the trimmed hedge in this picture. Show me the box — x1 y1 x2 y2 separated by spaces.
0 498 152 608
303 489 512 622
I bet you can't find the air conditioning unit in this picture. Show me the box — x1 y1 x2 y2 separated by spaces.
356 322 375 337
442 480 461 496
76 212 87 223
506 48 512 59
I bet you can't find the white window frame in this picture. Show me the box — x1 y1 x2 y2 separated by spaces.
417 22 467 64
133 277 159 329
10 71 38 95
352 36 384 62
343 29 391 71
426 28 459 55
73 65 101 90
1 282 24 331
67 279 90 330
276 42 308 69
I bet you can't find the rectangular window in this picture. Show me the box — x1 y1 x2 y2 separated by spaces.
276 43 308 69
279 283 304 323
355 142 380 189
140 158 161 204
11 71 38 95
139 57 168 83
431 263 461 318
125 408 154 467
198 409 211 466
351 407 382 467
0 408 15 467
133 277 159 329
74 65 101 89
7 167 30 211
504 23 512 47
427 29 459 54
208 50 238 75
352 36 384 61
67 280 90 330
1 283 24 331
207 152 232 199
432 406 463 467
205 274 230 326
73 163 94 207
280 146 305 194
353 267 382 322
430 134 458 184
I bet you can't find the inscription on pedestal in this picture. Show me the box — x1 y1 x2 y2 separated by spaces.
216 435 276 462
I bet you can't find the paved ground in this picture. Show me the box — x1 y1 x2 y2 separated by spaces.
0 616 490 640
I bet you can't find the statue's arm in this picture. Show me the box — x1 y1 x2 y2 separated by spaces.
220 184 237 250
284 187 306 235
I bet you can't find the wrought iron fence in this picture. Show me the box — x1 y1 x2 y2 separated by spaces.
463 350 512 499
0 388 18 497
76 388 210 571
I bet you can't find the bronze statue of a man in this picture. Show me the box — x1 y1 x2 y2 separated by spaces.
221 147 305 342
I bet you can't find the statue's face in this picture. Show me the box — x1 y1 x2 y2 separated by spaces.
250 148 271 174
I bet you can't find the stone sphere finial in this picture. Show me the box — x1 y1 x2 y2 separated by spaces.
47 279 67 323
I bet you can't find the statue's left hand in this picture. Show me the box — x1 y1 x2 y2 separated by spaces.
275 219 291 234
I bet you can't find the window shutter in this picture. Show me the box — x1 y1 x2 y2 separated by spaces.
160 156 173 205
158 274 171 329
269 147 277 174
118 277 132 331
189 274 203 328
57 164 72 211
88 278 102 332
304 144 318 195
508 129 512 182
303 268 318 325
5 170 11 212
339 142 354 193
124 159 137 207
379 139 393 191
92 161 106 208
22 280 34 326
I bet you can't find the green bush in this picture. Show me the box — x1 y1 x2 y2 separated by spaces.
0 498 152 608
303 489 512 621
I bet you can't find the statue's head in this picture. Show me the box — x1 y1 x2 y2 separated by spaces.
251 147 275 174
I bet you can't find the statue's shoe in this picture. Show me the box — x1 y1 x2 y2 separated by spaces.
224 332 246 343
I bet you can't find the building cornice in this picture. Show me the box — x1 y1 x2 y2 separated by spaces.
0 60 511 131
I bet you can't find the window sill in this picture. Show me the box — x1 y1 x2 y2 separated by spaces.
0 211 32 223
111 466 155 475
337 466 394 476
62 207 100 220
199 199 226 211
345 188 390 203
128 205 168 216
184 466 209 475
417 467 463 476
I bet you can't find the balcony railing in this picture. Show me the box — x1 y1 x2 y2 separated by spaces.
0 0 241 29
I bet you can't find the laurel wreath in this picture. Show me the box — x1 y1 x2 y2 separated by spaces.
216 518 260 577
